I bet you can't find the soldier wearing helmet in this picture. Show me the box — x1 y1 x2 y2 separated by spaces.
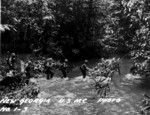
44 57 54 79
60 59 68 78
80 60 90 78
25 60 33 84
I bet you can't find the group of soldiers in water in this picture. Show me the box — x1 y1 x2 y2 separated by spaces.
1 52 122 98
4 52 91 80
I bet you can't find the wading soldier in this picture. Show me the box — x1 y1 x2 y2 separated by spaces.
60 59 68 78
44 58 54 79
80 60 90 78
25 60 33 84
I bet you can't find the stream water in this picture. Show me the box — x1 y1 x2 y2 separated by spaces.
20 58 150 115
0 57 150 115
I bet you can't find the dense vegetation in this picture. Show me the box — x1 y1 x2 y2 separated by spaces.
1 0 105 60
1 0 150 67
1 0 150 114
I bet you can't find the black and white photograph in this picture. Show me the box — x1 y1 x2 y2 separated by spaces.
0 0 150 115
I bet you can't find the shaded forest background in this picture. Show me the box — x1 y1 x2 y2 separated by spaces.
1 0 150 61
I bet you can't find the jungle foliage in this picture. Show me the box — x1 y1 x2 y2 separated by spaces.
1 0 150 61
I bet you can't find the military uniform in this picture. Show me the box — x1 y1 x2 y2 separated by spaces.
44 58 54 79
25 61 33 84
80 60 89 78
60 59 68 78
